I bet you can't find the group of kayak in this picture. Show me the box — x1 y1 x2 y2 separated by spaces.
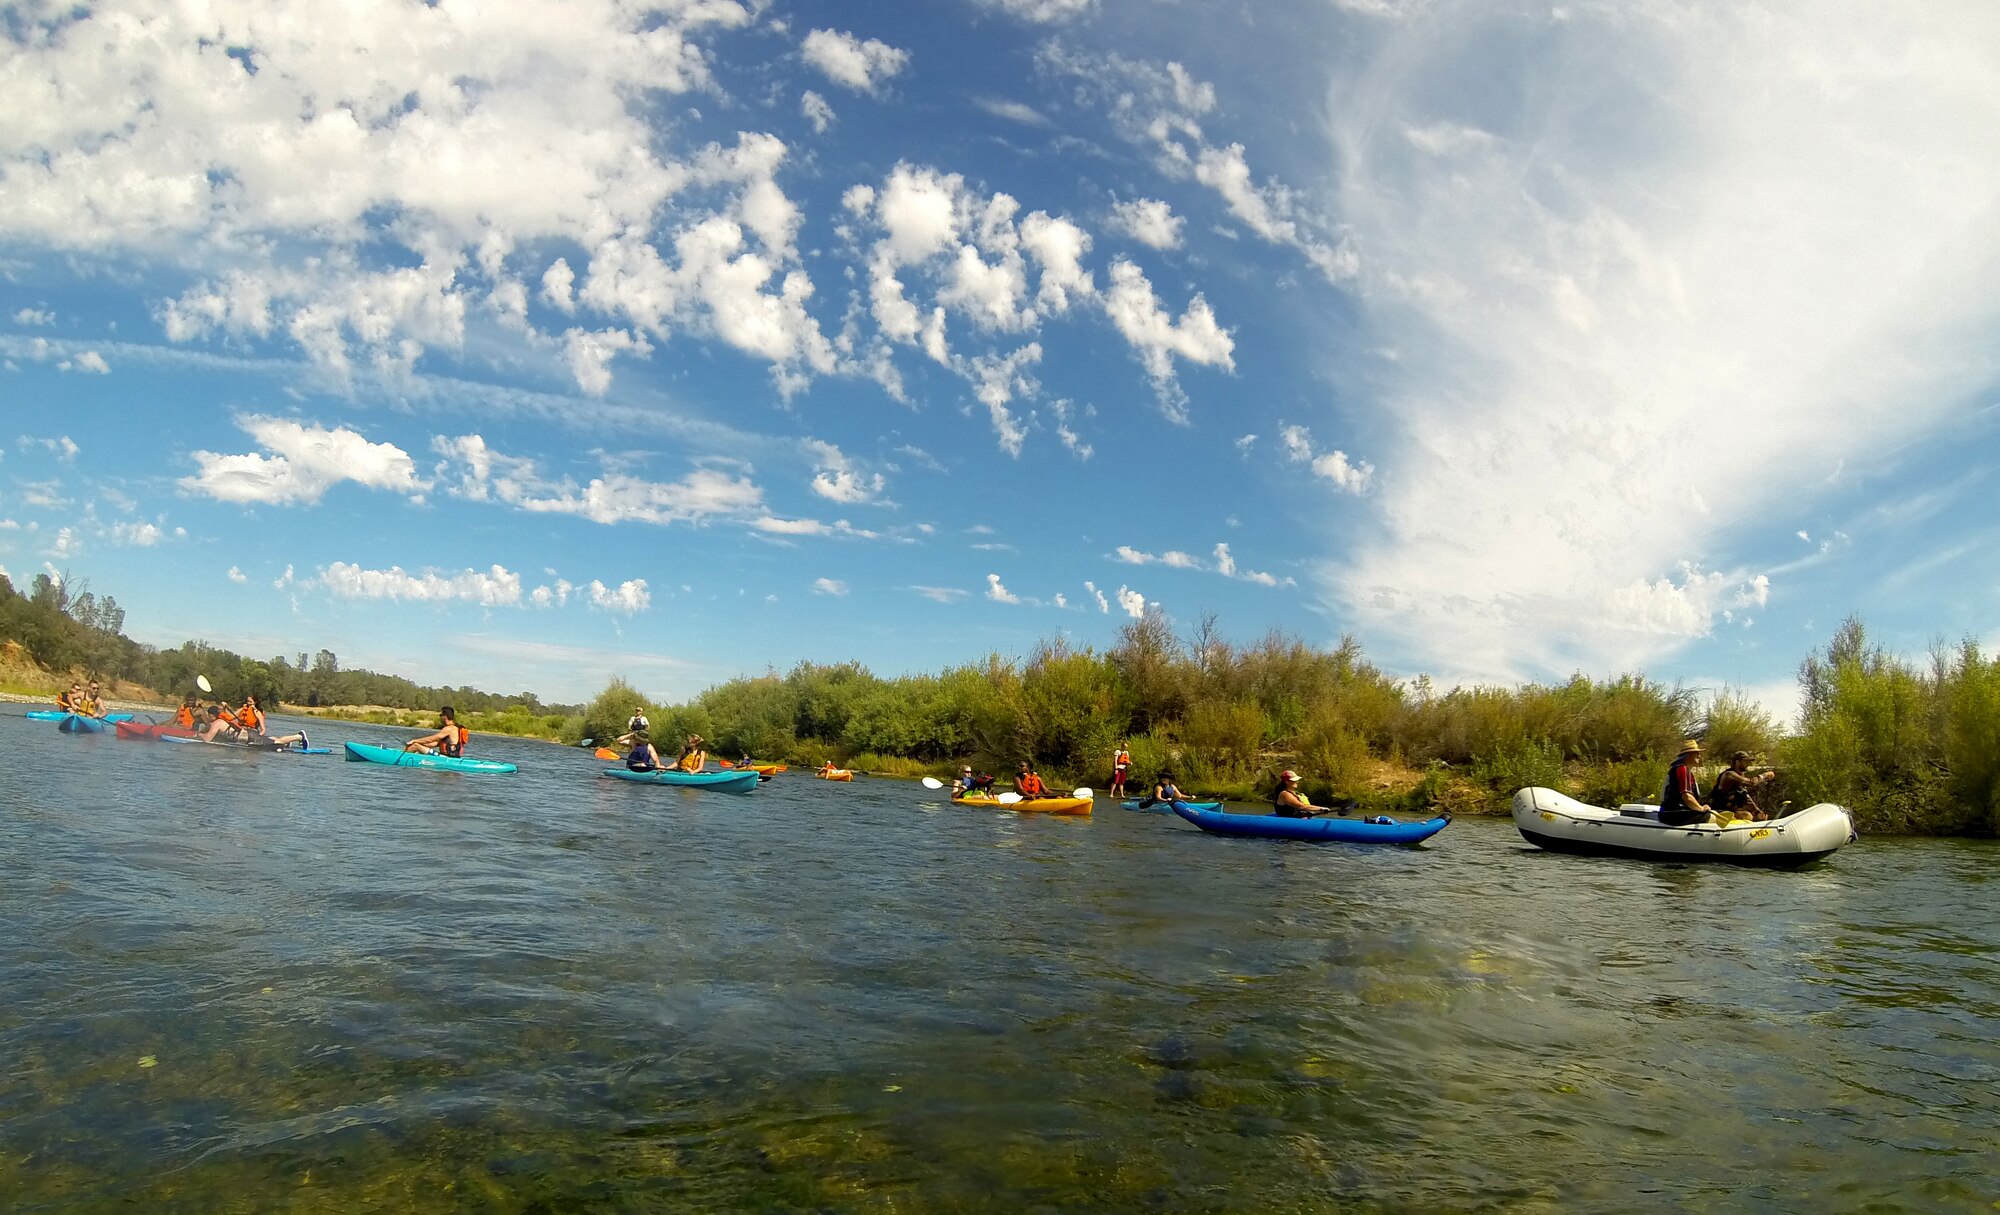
36 692 1860 864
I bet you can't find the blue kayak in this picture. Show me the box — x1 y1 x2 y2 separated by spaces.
600 767 759 793
56 714 106 734
343 740 517 774
1122 798 1220 813
30 710 133 723
1170 800 1449 845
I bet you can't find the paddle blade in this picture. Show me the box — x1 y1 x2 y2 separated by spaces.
196 674 213 693
594 747 618 761
921 776 944 789
996 792 1022 804
1070 786 1094 799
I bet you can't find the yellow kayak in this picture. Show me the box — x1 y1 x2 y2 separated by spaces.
957 794 1092 816
816 768 855 781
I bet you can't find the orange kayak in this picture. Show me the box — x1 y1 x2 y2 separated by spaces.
816 768 855 781
958 794 1092 816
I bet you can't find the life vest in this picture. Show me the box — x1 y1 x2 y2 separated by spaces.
440 725 468 758
55 690 75 711
679 751 704 772
1019 773 1047 797
238 704 265 733
1114 750 1130 770
216 706 242 728
174 705 196 728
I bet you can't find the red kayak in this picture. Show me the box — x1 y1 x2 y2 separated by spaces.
115 720 201 741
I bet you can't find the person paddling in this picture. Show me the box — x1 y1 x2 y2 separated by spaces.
1013 762 1049 799
405 706 470 757
625 731 663 772
951 764 997 799
1711 750 1780 821
1273 769 1355 818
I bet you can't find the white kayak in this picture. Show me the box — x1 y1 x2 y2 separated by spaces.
1511 787 1857 867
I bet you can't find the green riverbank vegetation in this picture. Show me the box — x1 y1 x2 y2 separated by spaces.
4 570 1994 835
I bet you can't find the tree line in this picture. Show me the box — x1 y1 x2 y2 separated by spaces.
0 572 578 717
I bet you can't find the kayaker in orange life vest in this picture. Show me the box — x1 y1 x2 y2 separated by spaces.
405 706 470 757
173 695 199 728
1013 762 1048 798
55 682 81 713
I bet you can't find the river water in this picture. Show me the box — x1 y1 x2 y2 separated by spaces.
2 709 1995 1212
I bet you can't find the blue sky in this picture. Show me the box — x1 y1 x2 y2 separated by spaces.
3 0 1998 715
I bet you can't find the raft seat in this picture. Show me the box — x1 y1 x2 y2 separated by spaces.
1616 804 1663 821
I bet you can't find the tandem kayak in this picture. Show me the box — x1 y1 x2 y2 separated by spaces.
115 720 201 741
29 709 133 723
342 740 518 774
600 767 760 793
1122 798 1220 813
1170 800 1449 845
1511 787 1856 867
957 794 1093 816
600 767 756 799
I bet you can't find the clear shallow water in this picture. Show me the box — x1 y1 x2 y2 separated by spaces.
2 710 1995 1213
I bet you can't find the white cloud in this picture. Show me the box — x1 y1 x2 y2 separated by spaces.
805 439 884 504
911 585 969 603
1278 423 1373 494
226 566 247 584
18 435 79 463
1115 584 1146 618
14 308 53 326
1084 580 1110 613
319 561 524 607
108 520 165 546
974 97 1052 127
587 578 651 614
60 351 110 374
1107 198 1184 250
812 577 849 596
1235 433 1257 458
980 0 1094 21
1326 4 2000 680
184 415 422 505
435 434 765 527
801 28 909 94
49 526 80 558
985 573 1020 604
801 90 835 134
1101 259 1233 421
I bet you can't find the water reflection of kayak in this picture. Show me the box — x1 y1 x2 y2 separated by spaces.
1511 786 1856 866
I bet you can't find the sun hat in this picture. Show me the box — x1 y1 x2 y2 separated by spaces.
1676 739 1703 756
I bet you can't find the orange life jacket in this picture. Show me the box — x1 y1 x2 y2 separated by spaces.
1019 773 1047 797
238 704 264 732
174 705 196 728
55 691 74 711
216 706 242 728
440 725 469 757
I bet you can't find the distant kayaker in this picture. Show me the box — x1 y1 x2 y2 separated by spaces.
173 695 199 728
626 731 663 772
1013 762 1049 799
55 682 81 713
1659 739 1716 826
1711 751 1779 821
618 708 651 747
406 706 470 758
952 765 996 799
1136 772 1188 809
1109 741 1132 798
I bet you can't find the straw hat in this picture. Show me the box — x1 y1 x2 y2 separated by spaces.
1676 739 1703 756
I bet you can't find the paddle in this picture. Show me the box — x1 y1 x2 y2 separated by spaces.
1071 786 1094 799
594 747 619 761
196 674 213 694
921 776 945 789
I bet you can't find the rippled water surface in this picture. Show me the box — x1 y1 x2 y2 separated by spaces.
3 710 1996 1212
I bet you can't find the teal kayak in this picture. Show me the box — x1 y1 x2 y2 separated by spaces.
1170 800 1449 845
601 767 759 793
56 714 106 734
343 740 517 774
30 710 133 723
1122 798 1220 813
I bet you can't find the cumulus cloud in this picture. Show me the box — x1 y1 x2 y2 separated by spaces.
805 439 885 504
812 577 849 596
1324 3 2000 678
434 433 764 527
801 28 909 94
588 578 651 614
985 573 1020 604
226 566 248 584
1107 198 1184 249
1084 580 1110 613
801 90 835 133
184 416 422 504
19 435 79 463
980 0 1095 21
1115 584 1146 618
1277 423 1373 494
1101 260 1233 421
320 562 525 607
14 308 54 326
61 351 110 374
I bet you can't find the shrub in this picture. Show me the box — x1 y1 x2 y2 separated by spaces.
1701 687 1781 761
1470 735 1566 794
